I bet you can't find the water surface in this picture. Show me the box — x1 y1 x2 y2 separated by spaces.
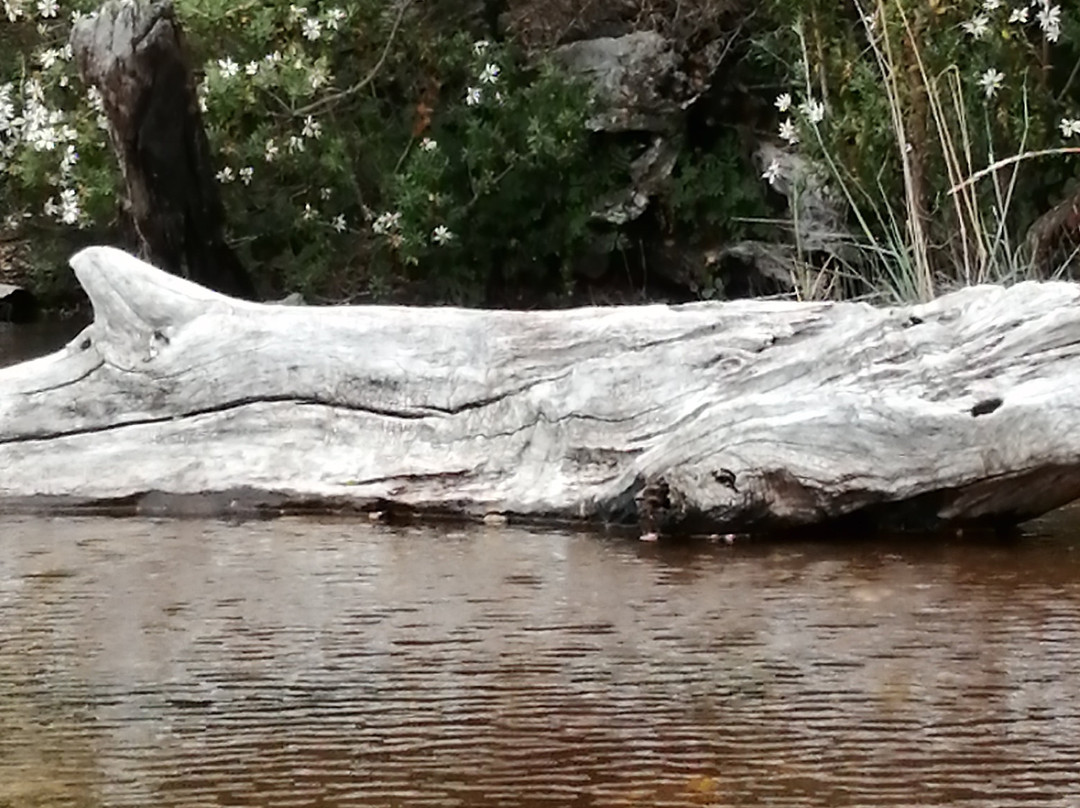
0 319 86 368
2 514 1079 807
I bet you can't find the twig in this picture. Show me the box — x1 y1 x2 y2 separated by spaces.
950 147 1080 195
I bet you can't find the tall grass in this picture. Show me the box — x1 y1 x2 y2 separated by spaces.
789 0 1077 303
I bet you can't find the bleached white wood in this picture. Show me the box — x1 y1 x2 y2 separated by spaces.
1 245 1079 532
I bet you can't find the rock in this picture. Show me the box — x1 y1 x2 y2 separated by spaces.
552 32 684 132
755 141 852 258
591 135 680 225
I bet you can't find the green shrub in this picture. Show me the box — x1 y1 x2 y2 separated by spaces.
1 0 629 303
665 132 770 237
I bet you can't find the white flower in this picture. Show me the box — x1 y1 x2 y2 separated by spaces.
420 137 437 151
479 63 500 84
432 225 454 245
325 7 345 30
58 188 80 225
0 109 12 137
778 118 799 145
84 86 102 114
800 97 825 124
978 68 1005 99
775 92 792 113
43 196 59 217
264 139 278 161
36 0 55 17
38 47 60 69
982 0 1002 10
239 166 254 185
1037 3 1061 43
1009 6 1029 23
319 187 332 201
245 61 259 76
308 64 330 90
1060 117 1080 138
36 128 59 151
217 57 239 79
465 86 482 106
264 50 283 64
472 40 490 56
301 115 321 138
288 3 306 22
288 135 305 153
962 14 990 38
761 159 782 187
60 143 78 173
302 203 316 221
372 211 401 234
331 214 347 232
4 0 25 23
216 166 235 183
302 16 322 41
25 77 44 103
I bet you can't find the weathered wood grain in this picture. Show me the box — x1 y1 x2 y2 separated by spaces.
2 245 1080 533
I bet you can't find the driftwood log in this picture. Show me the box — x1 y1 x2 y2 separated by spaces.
70 0 255 299
2 246 1080 533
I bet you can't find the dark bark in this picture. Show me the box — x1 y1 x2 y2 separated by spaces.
70 0 255 299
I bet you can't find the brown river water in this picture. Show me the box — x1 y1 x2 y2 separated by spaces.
2 515 1080 808
3 324 1080 807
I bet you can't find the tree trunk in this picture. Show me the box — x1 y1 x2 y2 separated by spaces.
3 246 1080 534
70 0 255 300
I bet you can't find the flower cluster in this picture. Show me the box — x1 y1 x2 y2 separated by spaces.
1 77 87 225
962 0 1061 42
771 91 825 151
958 1 1076 137
463 41 503 107
370 42 516 256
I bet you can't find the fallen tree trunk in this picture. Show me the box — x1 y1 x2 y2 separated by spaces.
2 246 1080 533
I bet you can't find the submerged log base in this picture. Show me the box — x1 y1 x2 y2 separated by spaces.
70 1 255 299
4 246 1080 534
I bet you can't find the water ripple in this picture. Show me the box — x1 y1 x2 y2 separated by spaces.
2 514 1080 806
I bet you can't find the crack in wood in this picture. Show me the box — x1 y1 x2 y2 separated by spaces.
16 359 105 395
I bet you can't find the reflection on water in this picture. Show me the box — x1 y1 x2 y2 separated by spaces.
2 515 1080 807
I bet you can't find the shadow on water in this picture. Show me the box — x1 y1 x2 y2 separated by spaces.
0 318 89 368
2 512 1080 807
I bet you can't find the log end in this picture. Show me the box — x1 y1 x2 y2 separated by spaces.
70 245 233 336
